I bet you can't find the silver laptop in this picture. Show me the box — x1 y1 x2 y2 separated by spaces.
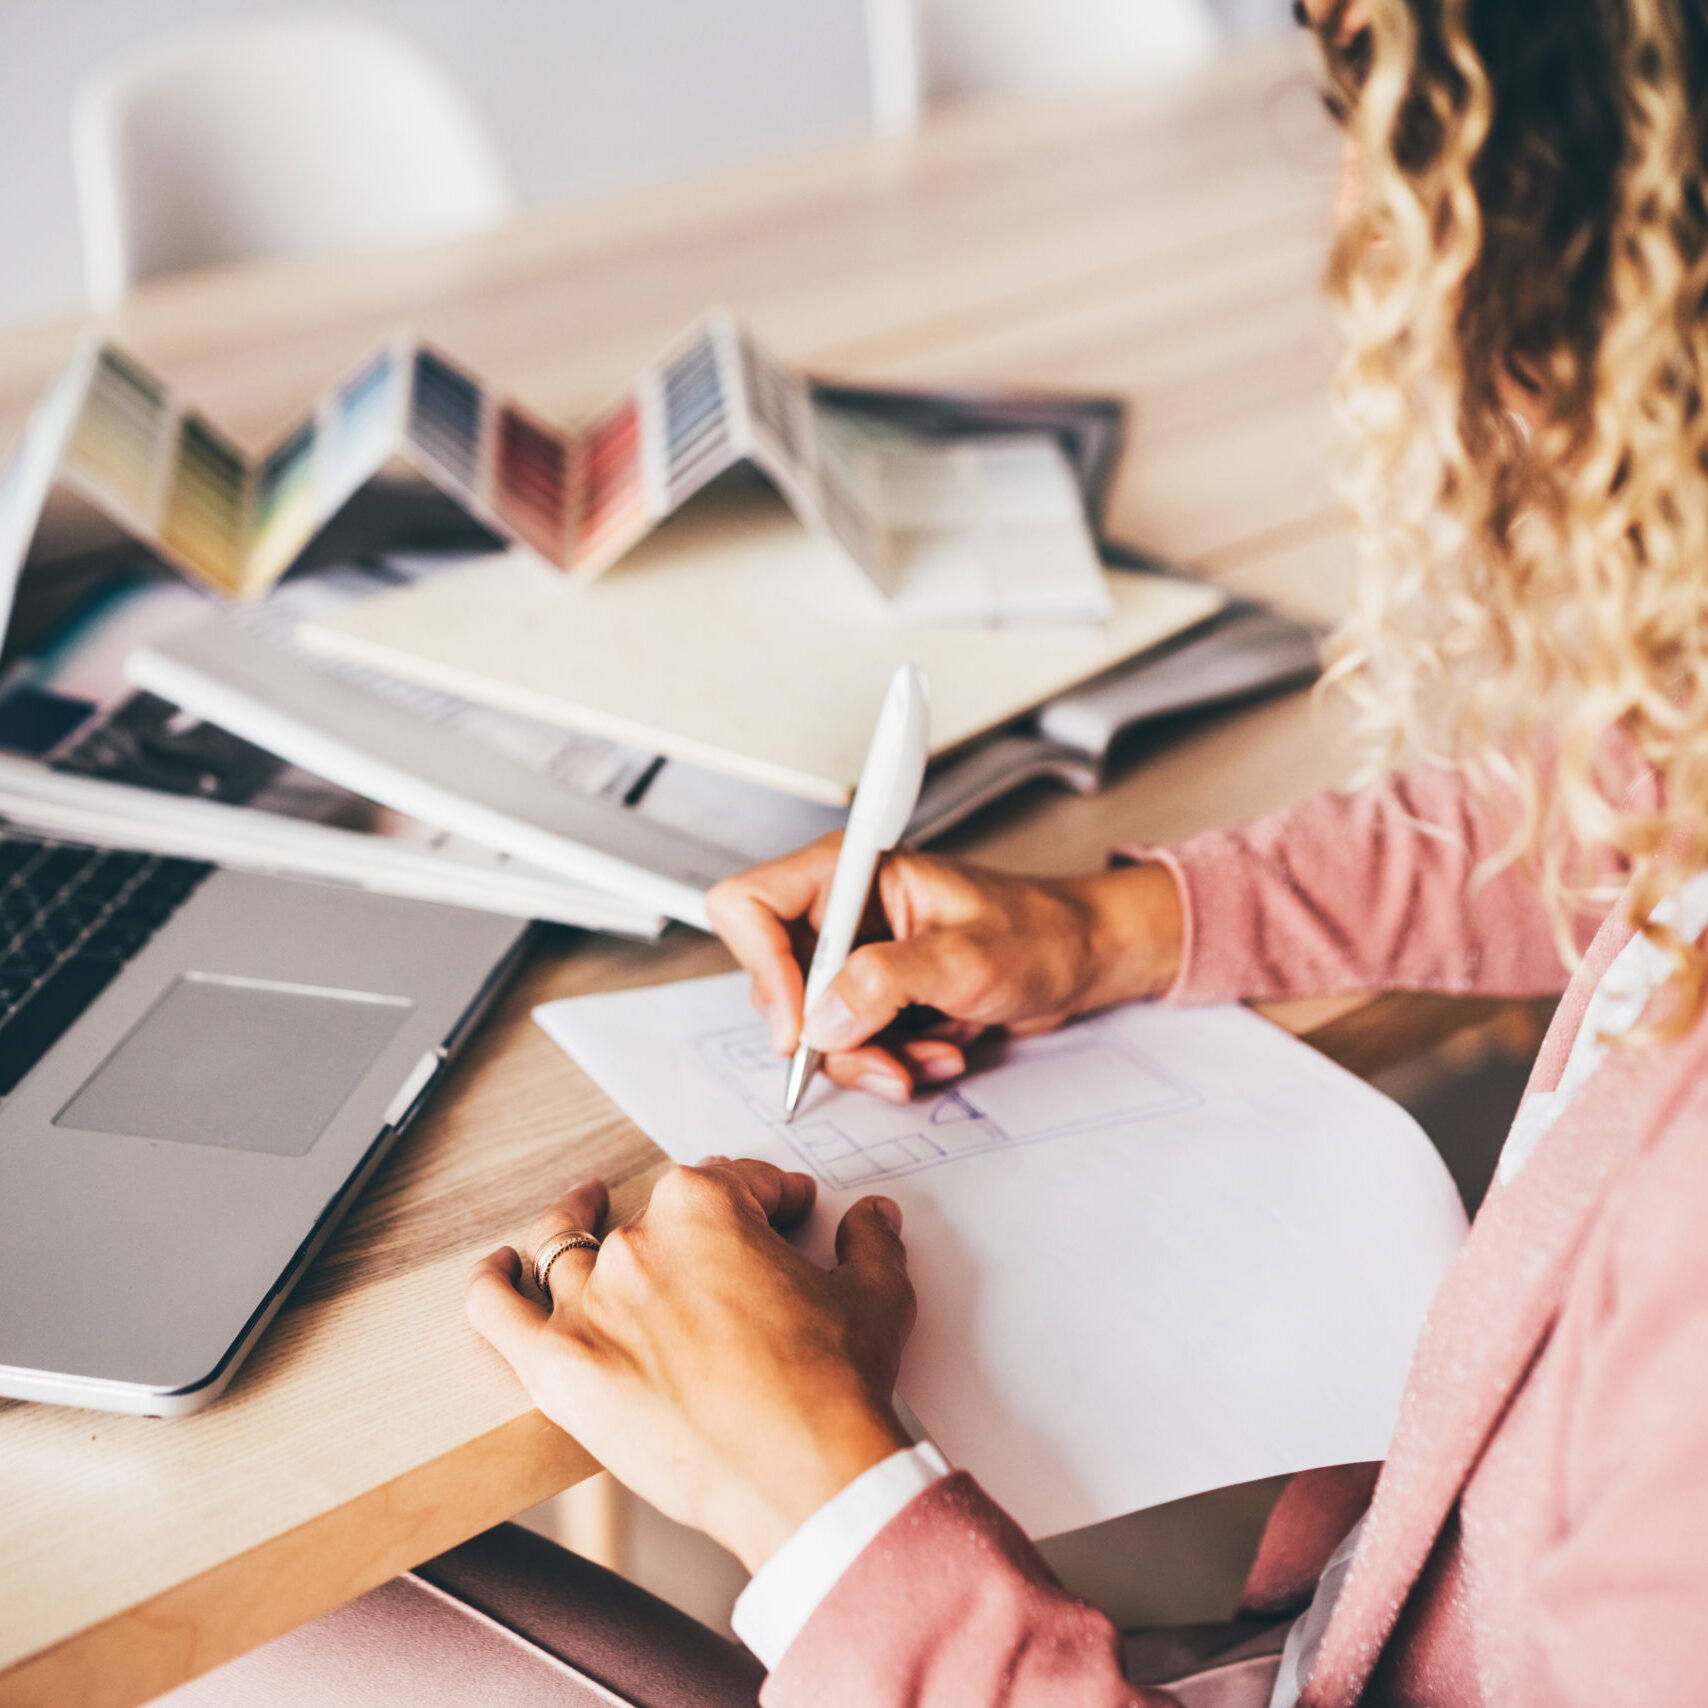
0 828 529 1415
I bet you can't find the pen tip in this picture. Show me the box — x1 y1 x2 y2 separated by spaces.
783 1047 818 1122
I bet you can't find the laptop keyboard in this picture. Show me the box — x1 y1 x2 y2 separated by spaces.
0 835 212 1097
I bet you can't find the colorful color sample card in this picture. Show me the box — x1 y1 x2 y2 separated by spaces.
0 314 1113 638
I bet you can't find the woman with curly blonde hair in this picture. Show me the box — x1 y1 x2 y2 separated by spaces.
466 2 1708 1702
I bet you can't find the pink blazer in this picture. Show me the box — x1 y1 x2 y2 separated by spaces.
761 766 1708 1707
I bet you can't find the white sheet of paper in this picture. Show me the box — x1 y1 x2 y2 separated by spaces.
535 975 1467 1539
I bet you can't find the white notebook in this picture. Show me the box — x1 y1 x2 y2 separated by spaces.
300 479 1225 806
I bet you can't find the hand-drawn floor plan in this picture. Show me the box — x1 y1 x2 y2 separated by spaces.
695 1017 1202 1188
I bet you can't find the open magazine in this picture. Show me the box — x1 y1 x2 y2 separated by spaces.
2 373 1317 934
127 547 1318 929
0 557 666 935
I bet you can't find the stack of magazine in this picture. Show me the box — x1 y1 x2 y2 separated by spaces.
0 369 1320 940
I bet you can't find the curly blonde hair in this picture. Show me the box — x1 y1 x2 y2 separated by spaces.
1309 0 1708 1024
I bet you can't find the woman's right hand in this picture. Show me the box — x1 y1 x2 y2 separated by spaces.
706 838 1185 1100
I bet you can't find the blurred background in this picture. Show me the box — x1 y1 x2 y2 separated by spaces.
1 0 1294 325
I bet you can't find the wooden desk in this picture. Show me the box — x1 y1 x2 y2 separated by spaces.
0 40 1484 1708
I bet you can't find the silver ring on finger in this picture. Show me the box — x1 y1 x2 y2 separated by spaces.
532 1230 602 1300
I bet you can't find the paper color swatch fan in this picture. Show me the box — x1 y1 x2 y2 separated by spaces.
0 312 1114 641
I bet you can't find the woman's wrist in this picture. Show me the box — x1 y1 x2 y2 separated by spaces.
1066 861 1185 1012
708 1406 913 1574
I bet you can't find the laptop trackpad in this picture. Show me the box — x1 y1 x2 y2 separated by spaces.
55 974 413 1156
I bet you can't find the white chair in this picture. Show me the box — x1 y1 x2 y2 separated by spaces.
866 0 1224 132
72 15 516 309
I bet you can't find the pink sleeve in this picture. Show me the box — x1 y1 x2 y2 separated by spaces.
760 1473 1172 1708
1136 766 1605 1007
1517 1068 1708 1707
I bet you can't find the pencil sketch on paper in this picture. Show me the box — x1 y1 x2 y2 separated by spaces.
694 1017 1203 1189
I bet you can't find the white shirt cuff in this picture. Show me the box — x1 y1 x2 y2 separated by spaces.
731 1442 951 1670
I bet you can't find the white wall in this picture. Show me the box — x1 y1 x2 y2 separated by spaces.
0 0 874 326
0 0 1298 328
1206 0 1298 36
920 0 1224 103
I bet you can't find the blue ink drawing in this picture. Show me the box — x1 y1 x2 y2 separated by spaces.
695 1015 1202 1188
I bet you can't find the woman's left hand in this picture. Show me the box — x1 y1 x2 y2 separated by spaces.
465 1160 916 1573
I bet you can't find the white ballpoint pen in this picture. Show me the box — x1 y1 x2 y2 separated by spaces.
783 664 931 1121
